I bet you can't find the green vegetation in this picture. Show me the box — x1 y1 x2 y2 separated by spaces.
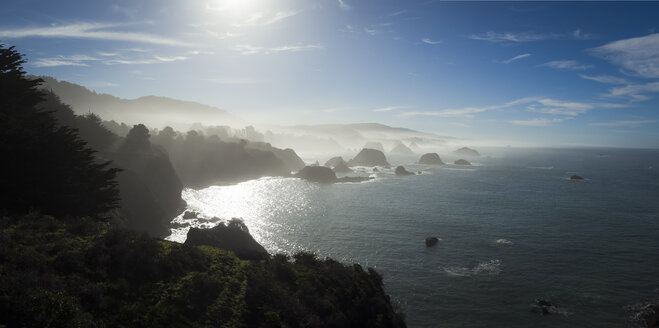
0 214 405 327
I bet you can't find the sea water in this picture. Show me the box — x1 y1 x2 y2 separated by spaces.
166 148 659 327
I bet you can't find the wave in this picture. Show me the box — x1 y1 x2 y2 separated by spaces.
444 259 502 276
527 166 553 170
495 238 514 246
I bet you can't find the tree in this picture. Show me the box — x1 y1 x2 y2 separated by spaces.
0 44 120 217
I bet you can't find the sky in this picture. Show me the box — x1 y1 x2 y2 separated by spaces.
1 0 659 148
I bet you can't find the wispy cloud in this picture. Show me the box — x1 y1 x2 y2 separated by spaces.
509 117 572 126
590 120 657 127
389 10 406 17
502 53 531 64
589 33 659 78
468 31 555 43
33 54 100 67
590 120 658 127
364 27 377 35
605 82 659 101
402 97 626 118
0 22 190 46
572 28 595 40
402 97 539 117
103 56 189 65
540 60 592 70
237 11 298 27
338 0 351 10
373 106 403 112
529 98 627 116
204 77 263 85
421 38 441 45
235 43 324 55
579 74 630 85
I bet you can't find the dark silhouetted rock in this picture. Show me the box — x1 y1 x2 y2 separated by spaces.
363 141 385 152
418 153 445 165
453 147 480 157
185 218 268 260
570 175 584 180
296 166 338 183
390 143 414 155
395 166 415 176
644 304 659 328
247 142 305 172
333 161 353 173
325 156 353 173
533 299 559 316
183 211 199 220
454 159 471 165
325 156 346 168
425 237 439 247
373 167 380 172
349 148 390 167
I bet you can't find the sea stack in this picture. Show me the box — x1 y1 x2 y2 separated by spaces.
425 237 439 247
570 175 584 180
349 148 390 167
454 159 471 165
390 143 414 155
418 153 445 165
395 166 415 176
453 147 480 157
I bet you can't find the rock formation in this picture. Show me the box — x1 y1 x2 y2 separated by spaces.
453 147 480 157
390 143 414 155
425 237 439 247
418 153 445 165
395 166 415 176
296 166 338 183
185 218 269 260
349 148 390 167
570 175 584 180
454 159 471 165
363 141 385 153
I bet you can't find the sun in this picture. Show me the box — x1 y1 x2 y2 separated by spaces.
206 0 260 15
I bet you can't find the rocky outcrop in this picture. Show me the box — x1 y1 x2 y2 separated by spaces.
296 166 372 183
296 166 338 183
395 166 415 176
333 161 353 173
453 147 480 157
325 156 353 173
454 159 471 165
425 237 439 247
363 141 385 153
185 218 269 260
390 143 414 155
247 142 306 172
349 148 390 167
570 175 584 180
418 153 444 165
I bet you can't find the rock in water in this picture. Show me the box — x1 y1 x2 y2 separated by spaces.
418 153 445 165
349 148 390 167
454 159 471 165
453 147 480 157
425 237 439 247
570 175 584 180
363 141 385 153
324 156 346 168
296 166 338 183
395 166 415 176
333 161 353 173
390 143 414 155
185 219 269 260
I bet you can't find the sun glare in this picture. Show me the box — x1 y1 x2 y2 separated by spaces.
206 0 261 15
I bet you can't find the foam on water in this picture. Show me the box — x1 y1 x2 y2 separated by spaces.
444 259 502 276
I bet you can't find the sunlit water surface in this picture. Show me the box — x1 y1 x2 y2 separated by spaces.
166 148 659 327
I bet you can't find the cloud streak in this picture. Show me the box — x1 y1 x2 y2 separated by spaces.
235 43 324 55
590 120 657 127
0 23 190 46
468 31 555 43
402 97 540 117
589 33 659 78
338 0 351 10
373 106 403 112
502 53 531 64
421 38 441 45
509 117 571 126
579 74 630 85
540 60 591 70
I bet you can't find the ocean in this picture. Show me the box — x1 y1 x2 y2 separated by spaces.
166 147 659 327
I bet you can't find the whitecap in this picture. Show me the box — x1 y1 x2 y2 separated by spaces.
495 238 514 246
444 259 502 276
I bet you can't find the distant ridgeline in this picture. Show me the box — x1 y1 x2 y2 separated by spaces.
1 44 406 327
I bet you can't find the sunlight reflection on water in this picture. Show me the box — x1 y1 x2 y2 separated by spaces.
165 177 318 254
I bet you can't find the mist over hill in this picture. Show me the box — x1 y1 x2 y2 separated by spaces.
37 76 459 156
36 76 246 130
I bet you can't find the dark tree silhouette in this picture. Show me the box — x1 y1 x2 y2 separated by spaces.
121 123 151 151
0 44 120 217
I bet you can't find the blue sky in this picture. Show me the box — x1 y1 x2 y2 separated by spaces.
1 0 658 148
